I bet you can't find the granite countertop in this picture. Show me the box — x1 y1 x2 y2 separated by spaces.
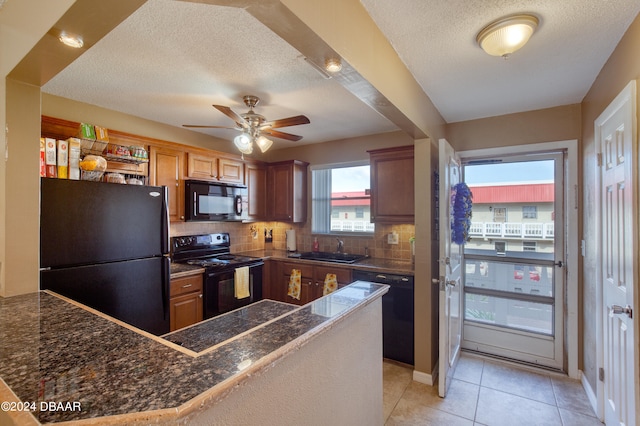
0 282 388 424
170 262 204 278
236 249 415 275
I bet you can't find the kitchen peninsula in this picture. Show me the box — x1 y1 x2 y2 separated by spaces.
0 282 388 425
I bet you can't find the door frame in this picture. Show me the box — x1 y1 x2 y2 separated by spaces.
458 140 579 379
594 79 639 422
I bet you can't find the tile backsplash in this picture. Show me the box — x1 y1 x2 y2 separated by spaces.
171 220 415 261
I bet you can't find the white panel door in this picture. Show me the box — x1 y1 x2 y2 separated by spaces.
438 138 463 397
596 80 637 426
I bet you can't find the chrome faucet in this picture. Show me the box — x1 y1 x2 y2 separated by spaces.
336 238 344 253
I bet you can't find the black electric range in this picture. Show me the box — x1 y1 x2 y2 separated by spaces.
171 233 263 319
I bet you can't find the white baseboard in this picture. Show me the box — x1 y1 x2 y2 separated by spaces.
580 370 600 419
413 362 438 386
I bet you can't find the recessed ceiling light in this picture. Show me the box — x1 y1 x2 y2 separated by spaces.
58 32 84 49
325 58 342 73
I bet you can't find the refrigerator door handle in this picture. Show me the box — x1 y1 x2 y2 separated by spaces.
162 256 170 321
160 186 170 255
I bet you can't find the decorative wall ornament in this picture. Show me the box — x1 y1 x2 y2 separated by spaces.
451 182 473 244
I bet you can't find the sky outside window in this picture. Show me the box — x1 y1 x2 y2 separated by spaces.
464 160 554 185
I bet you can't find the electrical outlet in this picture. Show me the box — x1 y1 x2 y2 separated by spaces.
388 232 399 245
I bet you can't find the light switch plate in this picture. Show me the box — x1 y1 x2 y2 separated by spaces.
388 232 399 245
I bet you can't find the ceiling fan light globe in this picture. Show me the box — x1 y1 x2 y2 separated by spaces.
256 136 273 153
233 134 253 154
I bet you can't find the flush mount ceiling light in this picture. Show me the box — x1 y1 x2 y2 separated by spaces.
58 31 84 48
476 14 538 58
325 58 342 73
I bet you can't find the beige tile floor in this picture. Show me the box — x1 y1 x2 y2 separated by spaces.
383 353 602 425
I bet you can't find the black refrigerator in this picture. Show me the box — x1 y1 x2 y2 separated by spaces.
40 178 171 335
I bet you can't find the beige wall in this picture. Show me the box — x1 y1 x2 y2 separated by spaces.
42 94 246 159
580 12 640 394
0 0 76 297
447 104 582 151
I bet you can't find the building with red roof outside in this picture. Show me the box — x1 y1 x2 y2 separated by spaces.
465 181 555 255
329 191 374 232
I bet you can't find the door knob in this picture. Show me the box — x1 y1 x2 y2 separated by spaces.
610 304 633 319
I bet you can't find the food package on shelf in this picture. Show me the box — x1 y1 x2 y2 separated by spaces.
105 173 126 184
78 123 96 141
57 140 69 179
79 155 107 181
93 125 109 153
67 138 81 180
126 177 143 185
44 138 57 178
39 138 46 177
104 143 131 159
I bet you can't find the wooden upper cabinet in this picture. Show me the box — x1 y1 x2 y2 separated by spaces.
187 153 218 181
149 146 185 222
187 153 244 184
368 145 414 223
245 161 267 220
219 158 244 184
267 160 308 223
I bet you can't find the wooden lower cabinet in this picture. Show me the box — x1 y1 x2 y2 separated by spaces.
274 261 352 305
170 273 203 331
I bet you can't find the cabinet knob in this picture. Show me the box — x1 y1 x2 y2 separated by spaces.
199 294 203 298
180 215 185 220
175 182 179 187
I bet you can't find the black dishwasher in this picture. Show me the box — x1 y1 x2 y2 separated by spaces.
352 270 414 365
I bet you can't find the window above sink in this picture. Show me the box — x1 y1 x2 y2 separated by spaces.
311 162 375 235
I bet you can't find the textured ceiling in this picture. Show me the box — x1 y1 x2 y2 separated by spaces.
41 0 640 150
361 0 640 123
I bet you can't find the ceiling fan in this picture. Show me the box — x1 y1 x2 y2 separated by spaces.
183 95 310 154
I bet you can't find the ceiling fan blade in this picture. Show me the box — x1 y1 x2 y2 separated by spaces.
212 104 248 127
262 115 310 129
261 128 303 141
183 124 239 129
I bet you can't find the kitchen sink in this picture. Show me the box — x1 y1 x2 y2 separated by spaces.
292 251 367 264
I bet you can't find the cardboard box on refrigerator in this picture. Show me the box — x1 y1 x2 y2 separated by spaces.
67 137 81 180
39 138 46 177
44 138 57 178
57 139 69 179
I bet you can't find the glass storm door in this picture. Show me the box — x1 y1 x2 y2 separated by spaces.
461 152 565 370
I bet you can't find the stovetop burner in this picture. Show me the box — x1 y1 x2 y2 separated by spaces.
172 233 261 270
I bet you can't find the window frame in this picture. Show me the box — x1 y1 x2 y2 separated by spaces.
522 205 538 219
311 161 375 236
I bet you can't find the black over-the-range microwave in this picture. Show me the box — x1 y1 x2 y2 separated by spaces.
185 180 248 222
